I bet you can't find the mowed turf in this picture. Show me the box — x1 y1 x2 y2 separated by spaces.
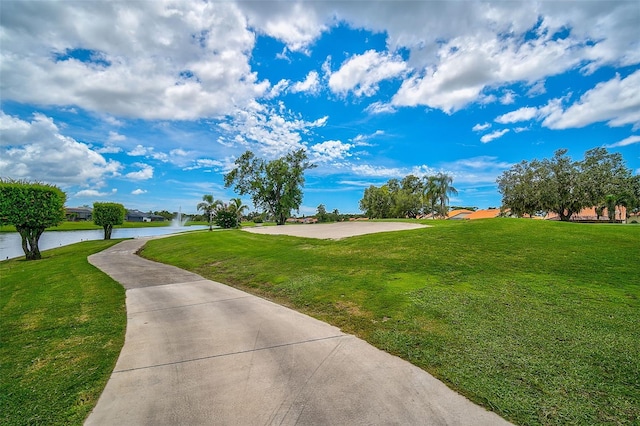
141 219 640 425
0 241 126 425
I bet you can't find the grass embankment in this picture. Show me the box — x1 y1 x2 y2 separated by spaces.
0 241 126 425
141 219 640 425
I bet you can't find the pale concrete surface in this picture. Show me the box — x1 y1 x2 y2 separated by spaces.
243 221 427 240
86 236 512 426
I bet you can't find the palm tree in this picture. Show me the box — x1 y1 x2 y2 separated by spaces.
228 197 248 227
422 175 439 218
435 173 457 218
197 194 223 231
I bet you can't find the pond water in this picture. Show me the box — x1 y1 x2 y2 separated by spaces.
0 226 208 260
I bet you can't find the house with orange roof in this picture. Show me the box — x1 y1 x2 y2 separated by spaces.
446 209 474 220
545 206 627 222
466 208 502 220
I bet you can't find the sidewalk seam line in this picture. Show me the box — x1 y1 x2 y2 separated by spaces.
112 334 348 374
128 295 253 314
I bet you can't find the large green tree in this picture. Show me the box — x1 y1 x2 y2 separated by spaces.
359 184 392 219
0 180 66 260
497 148 634 221
359 173 458 219
224 149 316 225
93 202 125 240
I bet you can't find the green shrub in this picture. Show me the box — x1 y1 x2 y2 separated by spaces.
214 210 238 228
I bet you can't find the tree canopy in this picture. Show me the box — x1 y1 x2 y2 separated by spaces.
497 148 635 221
224 149 316 225
93 202 125 239
359 173 457 219
0 180 66 260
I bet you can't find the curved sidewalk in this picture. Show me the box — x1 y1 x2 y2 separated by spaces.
86 238 512 425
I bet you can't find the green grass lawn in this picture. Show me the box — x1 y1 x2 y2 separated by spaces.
0 241 126 425
140 219 640 425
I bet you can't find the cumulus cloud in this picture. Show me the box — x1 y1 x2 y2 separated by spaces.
108 131 126 142
495 107 539 124
127 144 170 162
241 2 328 52
132 188 147 195
291 71 321 95
480 129 510 143
542 70 640 129
472 123 491 132
0 1 268 120
329 50 407 97
125 163 153 180
0 111 121 186
310 140 353 162
491 71 640 131
218 103 328 157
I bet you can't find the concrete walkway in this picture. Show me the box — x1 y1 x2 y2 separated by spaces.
86 238 512 425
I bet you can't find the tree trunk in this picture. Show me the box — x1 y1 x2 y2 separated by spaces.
17 226 44 260
103 224 113 240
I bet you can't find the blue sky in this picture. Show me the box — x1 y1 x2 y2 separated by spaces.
1 1 639 215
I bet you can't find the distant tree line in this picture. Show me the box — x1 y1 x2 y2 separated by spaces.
497 148 639 221
359 173 457 219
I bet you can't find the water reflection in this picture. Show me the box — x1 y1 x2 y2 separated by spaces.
0 226 208 260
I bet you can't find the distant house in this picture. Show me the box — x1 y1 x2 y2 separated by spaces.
126 209 166 222
286 217 318 224
545 206 627 223
466 208 502 220
65 207 92 221
446 209 474 220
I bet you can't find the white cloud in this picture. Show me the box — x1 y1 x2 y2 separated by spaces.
266 79 290 98
170 148 189 156
500 91 516 105
75 189 112 197
441 156 512 184
127 144 170 162
0 1 268 120
527 81 546 97
365 101 396 115
291 71 321 95
127 145 148 156
96 145 122 154
183 158 228 171
472 123 491 132
219 102 328 157
350 163 437 179
480 129 510 143
605 135 640 149
241 2 328 53
310 140 353 162
329 50 407 97
542 70 640 130
132 188 147 195
495 107 539 124
125 163 153 180
108 131 126 142
0 111 121 186
351 164 405 178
